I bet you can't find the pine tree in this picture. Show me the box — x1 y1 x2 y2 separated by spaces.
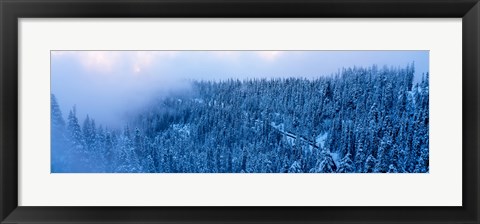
51 94 68 172
354 141 366 172
313 150 336 173
364 154 376 173
337 152 354 173
288 160 303 173
388 164 398 173
83 115 96 150
67 106 83 149
51 94 65 131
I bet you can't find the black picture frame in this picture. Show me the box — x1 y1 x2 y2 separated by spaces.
1 0 479 223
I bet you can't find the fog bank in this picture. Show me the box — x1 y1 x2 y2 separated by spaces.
51 50 429 128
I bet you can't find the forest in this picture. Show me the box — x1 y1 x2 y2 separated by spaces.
51 64 429 173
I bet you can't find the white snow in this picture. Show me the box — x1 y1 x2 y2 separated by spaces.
270 122 284 132
171 124 191 137
316 133 328 148
330 152 340 167
285 134 296 146
193 98 204 104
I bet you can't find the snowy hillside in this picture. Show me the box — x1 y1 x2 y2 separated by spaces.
51 64 429 173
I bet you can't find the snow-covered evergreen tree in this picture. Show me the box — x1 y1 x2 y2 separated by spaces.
337 153 354 173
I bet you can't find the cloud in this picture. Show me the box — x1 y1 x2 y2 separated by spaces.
132 52 154 74
257 51 282 61
131 51 178 74
212 51 239 57
52 51 121 74
211 51 283 62
81 51 121 73
52 51 181 75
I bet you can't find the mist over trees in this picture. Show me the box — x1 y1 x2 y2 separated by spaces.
51 64 429 173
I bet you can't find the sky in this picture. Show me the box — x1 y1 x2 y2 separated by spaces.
51 50 429 128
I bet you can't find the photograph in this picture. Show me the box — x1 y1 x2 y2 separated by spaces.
50 50 429 173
